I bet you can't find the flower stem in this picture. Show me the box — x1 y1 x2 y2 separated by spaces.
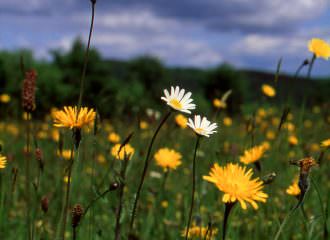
58 144 75 240
307 54 316 80
129 111 172 233
185 136 201 240
25 112 32 240
78 0 96 108
222 202 235 240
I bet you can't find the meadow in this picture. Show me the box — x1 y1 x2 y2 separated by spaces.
1 2 330 240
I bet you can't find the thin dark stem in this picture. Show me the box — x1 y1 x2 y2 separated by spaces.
222 202 235 240
59 145 75 240
129 111 172 233
25 112 32 240
185 136 201 240
307 54 316 80
115 157 129 240
73 227 77 240
78 0 96 108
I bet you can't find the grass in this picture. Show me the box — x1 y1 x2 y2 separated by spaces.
0 101 329 239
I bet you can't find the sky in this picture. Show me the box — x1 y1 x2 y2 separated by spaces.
1 0 330 75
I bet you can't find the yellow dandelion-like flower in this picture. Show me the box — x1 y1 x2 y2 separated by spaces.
0 94 11 103
139 121 149 130
239 145 266 165
308 38 330 60
321 139 330 148
57 149 73 160
286 177 301 196
154 148 182 171
213 98 226 109
261 84 276 98
108 132 121 144
288 135 298 146
223 117 232 127
111 144 135 160
53 106 96 129
182 224 218 239
175 114 188 129
203 163 268 210
266 130 276 140
0 154 7 169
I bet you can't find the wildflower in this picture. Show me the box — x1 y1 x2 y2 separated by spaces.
111 143 134 160
223 117 232 127
203 163 268 210
0 154 7 169
108 132 121 144
175 114 188 128
321 139 330 148
53 106 96 129
240 145 266 165
0 94 10 103
187 115 217 137
261 84 276 98
288 135 298 146
308 38 330 60
161 86 195 114
161 200 169 208
57 150 73 160
182 224 218 239
154 148 182 171
139 121 149 129
286 177 301 196
266 130 276 140
213 98 226 109
22 69 37 112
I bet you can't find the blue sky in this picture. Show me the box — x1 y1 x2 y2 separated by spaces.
1 0 330 75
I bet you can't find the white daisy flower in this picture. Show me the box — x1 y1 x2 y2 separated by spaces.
161 86 196 114
187 115 218 137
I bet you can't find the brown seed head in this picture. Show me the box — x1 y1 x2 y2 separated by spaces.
22 69 37 113
72 204 84 228
41 196 49 213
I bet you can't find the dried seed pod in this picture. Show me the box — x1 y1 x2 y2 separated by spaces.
72 204 84 228
35 148 44 171
22 69 37 113
41 196 49 213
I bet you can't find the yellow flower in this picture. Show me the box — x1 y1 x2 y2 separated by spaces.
154 148 182 171
321 139 330 148
223 117 232 126
140 121 149 130
0 94 11 103
97 154 106 164
0 154 7 169
308 38 330 60
53 106 96 129
182 224 218 239
175 114 187 128
261 141 271 151
161 200 169 208
266 130 276 140
203 163 268 210
286 177 301 196
288 135 298 146
57 149 73 160
261 84 276 98
213 98 226 109
111 144 135 160
108 132 121 144
240 145 266 165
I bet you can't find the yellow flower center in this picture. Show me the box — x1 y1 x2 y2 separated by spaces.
169 99 182 110
195 128 204 135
